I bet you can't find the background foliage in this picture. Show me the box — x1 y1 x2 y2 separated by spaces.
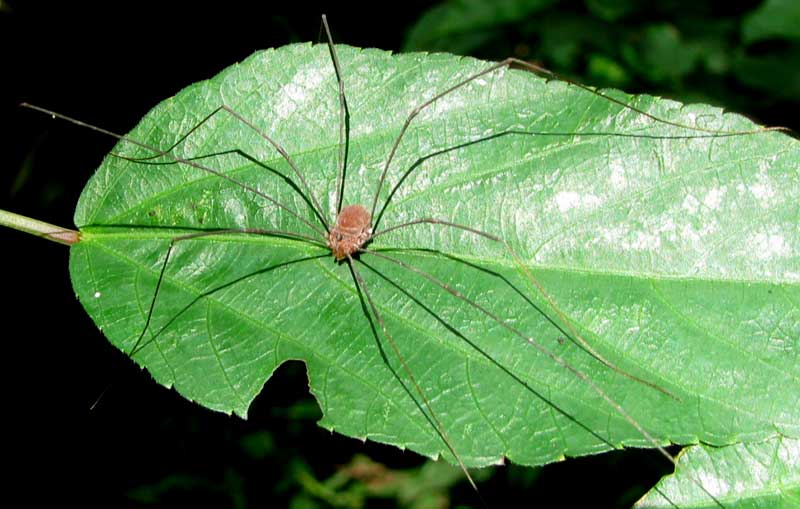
2 1 798 507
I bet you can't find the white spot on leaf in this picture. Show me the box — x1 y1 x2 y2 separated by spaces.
703 187 726 210
274 64 326 120
751 233 790 261
749 182 774 203
609 161 626 189
223 197 248 228
682 195 700 214
554 191 602 213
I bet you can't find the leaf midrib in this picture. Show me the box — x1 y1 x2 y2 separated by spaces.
79 230 800 288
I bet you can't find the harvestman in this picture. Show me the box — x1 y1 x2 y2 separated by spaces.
22 15 789 507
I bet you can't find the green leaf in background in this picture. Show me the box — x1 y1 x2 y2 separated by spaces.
67 44 799 503
403 0 557 54
732 46 800 100
742 0 800 43
584 0 639 22
636 436 800 509
620 24 700 85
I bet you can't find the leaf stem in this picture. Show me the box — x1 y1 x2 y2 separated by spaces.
0 209 80 245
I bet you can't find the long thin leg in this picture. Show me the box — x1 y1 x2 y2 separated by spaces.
372 127 742 229
373 217 677 400
356 256 614 446
20 103 328 239
368 57 789 223
96 103 331 233
345 255 483 497
362 248 724 509
113 147 330 231
129 228 325 357
320 14 351 216
218 105 330 232
369 59 512 221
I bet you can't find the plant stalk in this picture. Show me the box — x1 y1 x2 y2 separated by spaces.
0 209 79 245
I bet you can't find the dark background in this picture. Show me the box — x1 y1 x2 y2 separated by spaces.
2 1 798 507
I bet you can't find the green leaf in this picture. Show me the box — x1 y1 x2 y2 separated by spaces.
732 46 800 100
402 0 557 53
69 43 798 493
621 24 700 85
742 0 800 44
584 0 639 22
636 436 800 508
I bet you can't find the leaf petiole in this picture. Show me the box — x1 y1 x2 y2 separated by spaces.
0 209 80 245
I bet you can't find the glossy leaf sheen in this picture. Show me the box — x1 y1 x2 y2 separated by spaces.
70 44 799 474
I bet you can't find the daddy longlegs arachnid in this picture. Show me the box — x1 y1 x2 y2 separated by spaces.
19 14 798 508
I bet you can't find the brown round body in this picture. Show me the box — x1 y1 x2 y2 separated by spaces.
328 204 372 261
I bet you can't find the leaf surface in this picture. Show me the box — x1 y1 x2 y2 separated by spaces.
69 44 799 478
637 436 800 509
